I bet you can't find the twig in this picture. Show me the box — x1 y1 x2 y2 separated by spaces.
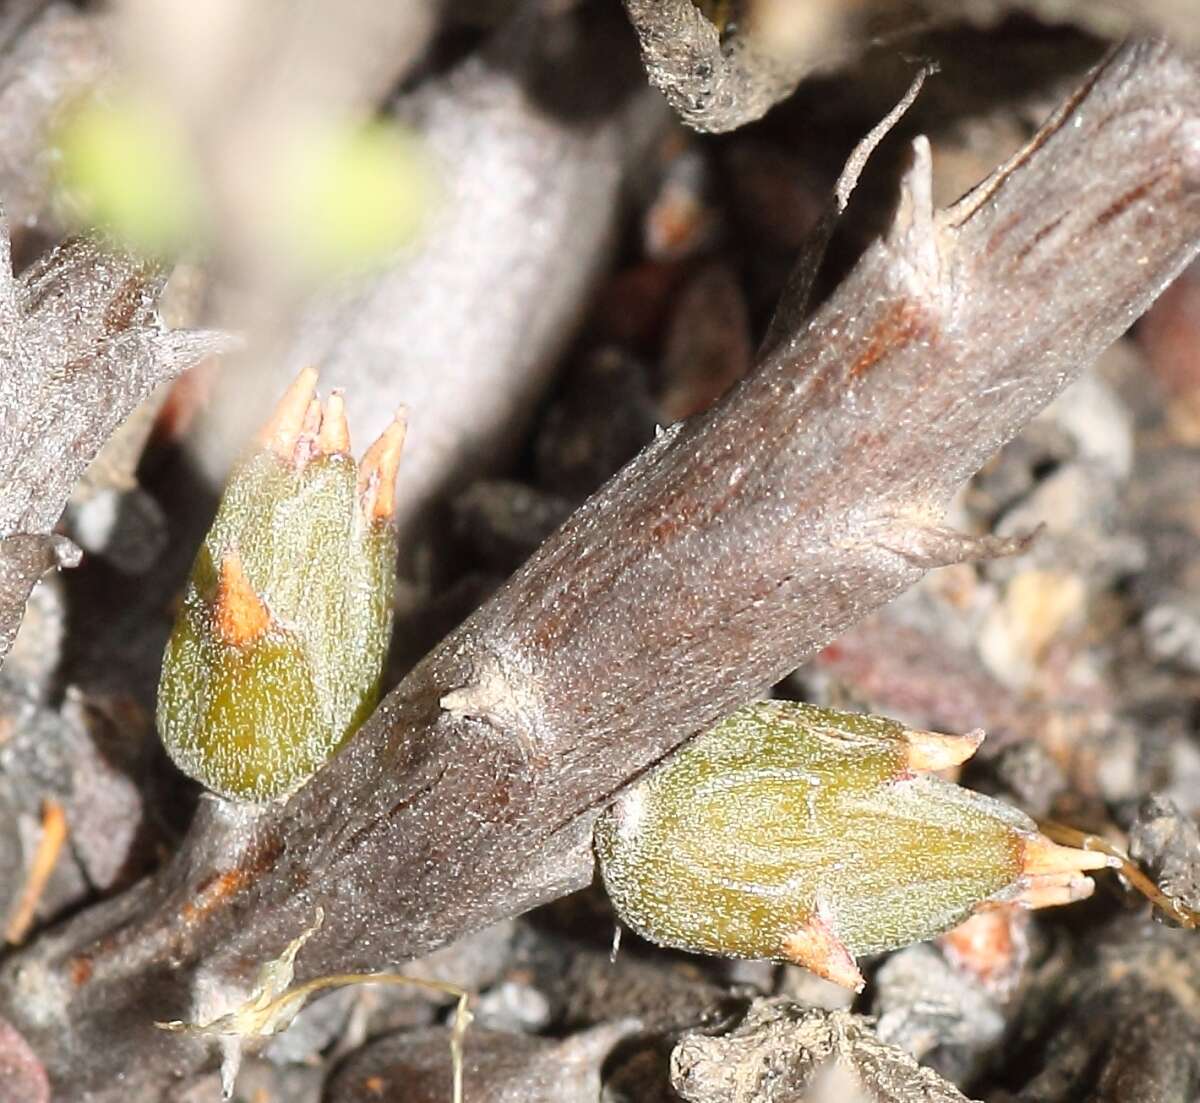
1039 820 1200 929
621 0 926 132
258 974 471 1103
5 800 67 945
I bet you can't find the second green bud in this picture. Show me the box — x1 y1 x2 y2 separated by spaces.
157 370 404 803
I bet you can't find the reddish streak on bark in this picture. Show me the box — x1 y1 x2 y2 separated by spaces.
650 472 739 546
181 870 251 925
68 955 93 987
1094 168 1174 227
849 298 932 380
179 835 285 926
1013 212 1068 263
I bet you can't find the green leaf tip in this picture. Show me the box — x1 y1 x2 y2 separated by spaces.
156 371 405 803
595 700 1114 989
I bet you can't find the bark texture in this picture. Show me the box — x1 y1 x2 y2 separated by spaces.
623 0 1200 134
0 232 231 666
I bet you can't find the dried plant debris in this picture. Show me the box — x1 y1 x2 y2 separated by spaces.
4 798 67 945
0 690 91 932
63 384 171 574
261 919 517 1067
621 0 921 132
0 568 65 700
58 689 154 892
1128 795 1200 919
159 909 473 1102
0 533 78 663
871 940 1011 1085
326 1020 640 1103
988 798 1200 1100
529 927 740 1037
672 999 975 1103
807 613 1039 756
167 1056 323 1103
985 742 1068 821
0 682 157 937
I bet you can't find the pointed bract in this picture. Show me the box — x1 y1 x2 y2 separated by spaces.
257 367 319 461
1009 872 1096 910
317 391 350 455
1021 834 1116 877
213 550 271 648
782 913 865 992
357 409 407 522
902 727 985 772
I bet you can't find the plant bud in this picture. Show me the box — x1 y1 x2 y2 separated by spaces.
594 701 1113 990
157 370 404 802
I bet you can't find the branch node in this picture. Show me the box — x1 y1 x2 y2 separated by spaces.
888 136 941 291
878 522 1041 570
439 660 539 757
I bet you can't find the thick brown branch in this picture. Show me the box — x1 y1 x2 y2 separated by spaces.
4 38 1200 1100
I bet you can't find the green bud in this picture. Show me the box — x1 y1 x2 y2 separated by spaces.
157 371 405 803
595 701 1112 990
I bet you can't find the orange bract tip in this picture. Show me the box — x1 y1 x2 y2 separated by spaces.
357 409 408 522
257 367 319 459
781 912 864 992
318 391 351 455
1021 834 1116 877
213 550 272 648
903 727 984 772
1010 872 1096 910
